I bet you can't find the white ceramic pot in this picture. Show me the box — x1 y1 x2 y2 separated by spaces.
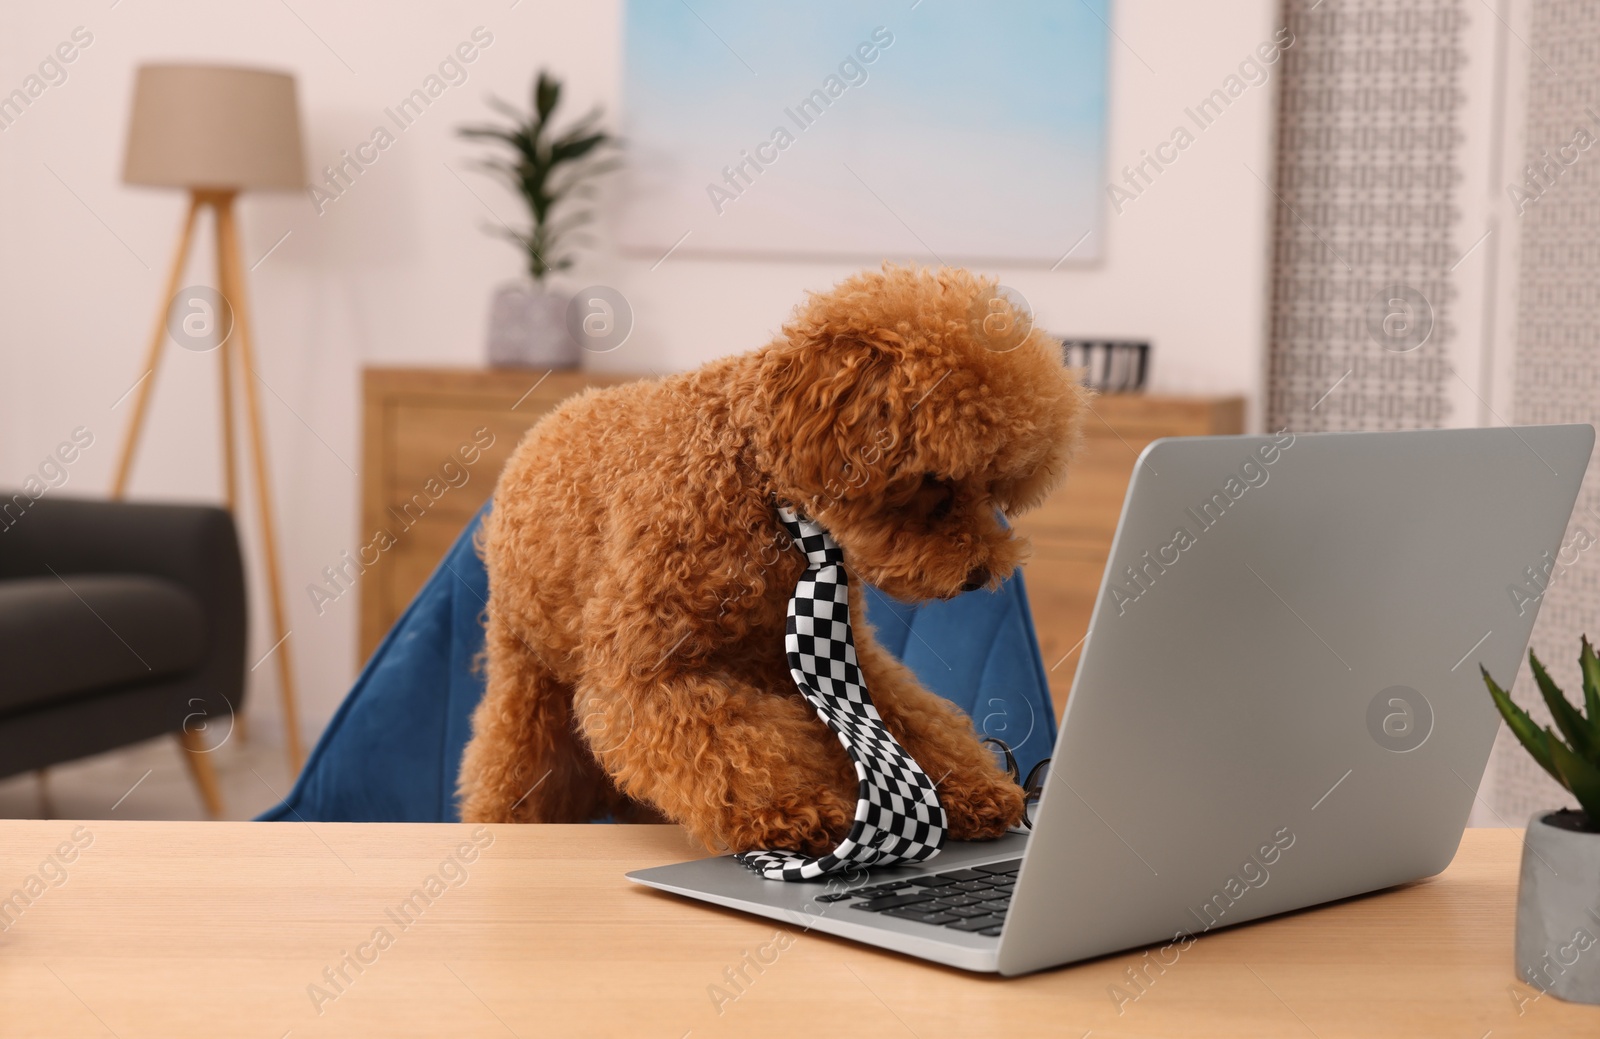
1515 809 1600 1004
486 281 577 369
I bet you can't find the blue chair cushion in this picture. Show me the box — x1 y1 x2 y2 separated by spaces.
260 504 1056 823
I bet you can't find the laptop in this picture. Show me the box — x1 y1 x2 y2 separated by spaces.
628 425 1594 976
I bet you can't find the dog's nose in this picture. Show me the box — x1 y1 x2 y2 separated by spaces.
961 567 990 592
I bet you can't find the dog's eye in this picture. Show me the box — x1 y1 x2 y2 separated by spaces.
920 473 956 521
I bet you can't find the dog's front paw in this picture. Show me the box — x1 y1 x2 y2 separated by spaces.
724 788 856 857
939 769 1026 840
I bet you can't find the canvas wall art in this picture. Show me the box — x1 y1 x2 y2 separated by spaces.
619 0 1111 264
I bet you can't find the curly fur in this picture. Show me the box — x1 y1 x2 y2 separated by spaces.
457 264 1087 855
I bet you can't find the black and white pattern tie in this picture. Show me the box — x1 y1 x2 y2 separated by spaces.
735 506 948 881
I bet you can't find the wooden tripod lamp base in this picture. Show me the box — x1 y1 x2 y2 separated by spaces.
111 189 305 779
117 65 311 786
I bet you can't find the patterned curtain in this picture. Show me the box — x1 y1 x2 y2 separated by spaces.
1266 0 1464 433
1502 0 1600 823
1266 0 1600 821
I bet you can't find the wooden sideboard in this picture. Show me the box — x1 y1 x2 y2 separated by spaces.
359 367 635 660
359 367 1243 715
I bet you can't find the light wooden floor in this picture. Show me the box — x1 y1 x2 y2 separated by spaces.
0 729 293 822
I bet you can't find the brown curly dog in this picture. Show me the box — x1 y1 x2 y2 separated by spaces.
457 264 1086 855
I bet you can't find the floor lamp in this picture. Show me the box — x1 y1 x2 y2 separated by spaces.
114 64 308 780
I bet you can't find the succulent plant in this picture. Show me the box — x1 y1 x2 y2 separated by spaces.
458 70 618 282
1482 637 1600 828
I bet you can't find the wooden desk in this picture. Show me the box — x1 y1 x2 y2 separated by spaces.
0 824 1585 1037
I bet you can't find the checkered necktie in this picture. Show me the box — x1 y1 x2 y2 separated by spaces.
735 506 948 881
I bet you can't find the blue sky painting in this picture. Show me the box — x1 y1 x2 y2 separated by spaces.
619 0 1111 264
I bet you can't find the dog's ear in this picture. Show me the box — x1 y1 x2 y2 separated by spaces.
755 335 908 505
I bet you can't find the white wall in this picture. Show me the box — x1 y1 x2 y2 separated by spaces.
0 0 1281 748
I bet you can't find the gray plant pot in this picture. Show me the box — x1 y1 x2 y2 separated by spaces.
1515 809 1600 1004
486 281 577 369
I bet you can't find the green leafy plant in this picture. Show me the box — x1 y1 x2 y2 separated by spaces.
458 70 618 282
1482 637 1600 828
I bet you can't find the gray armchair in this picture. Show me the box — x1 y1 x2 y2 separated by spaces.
0 495 246 815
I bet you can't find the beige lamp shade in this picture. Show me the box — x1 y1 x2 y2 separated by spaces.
123 64 306 191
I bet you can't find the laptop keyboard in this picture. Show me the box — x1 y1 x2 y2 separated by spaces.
815 858 1021 937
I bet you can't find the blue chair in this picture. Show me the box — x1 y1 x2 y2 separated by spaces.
260 504 1056 823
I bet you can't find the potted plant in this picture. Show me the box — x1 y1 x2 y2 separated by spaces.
459 71 618 368
1481 638 1600 1004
